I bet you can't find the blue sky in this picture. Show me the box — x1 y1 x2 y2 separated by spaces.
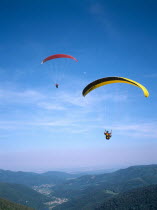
0 0 157 172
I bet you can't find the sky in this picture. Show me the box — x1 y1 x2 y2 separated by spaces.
0 0 157 172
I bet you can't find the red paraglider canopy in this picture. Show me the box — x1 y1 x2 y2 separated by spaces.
41 54 78 64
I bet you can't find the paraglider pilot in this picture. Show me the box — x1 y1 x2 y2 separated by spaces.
104 130 112 140
55 83 59 88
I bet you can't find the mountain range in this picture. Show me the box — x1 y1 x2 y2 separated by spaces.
0 164 156 209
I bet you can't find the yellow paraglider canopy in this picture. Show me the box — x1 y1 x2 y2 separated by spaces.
82 77 149 97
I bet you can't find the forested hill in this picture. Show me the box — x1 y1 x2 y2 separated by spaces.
0 197 34 210
0 182 50 210
52 164 157 210
0 165 157 210
97 184 157 210
0 169 80 186
53 164 157 195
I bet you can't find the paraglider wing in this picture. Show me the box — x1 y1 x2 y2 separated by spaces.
82 77 149 97
41 54 78 64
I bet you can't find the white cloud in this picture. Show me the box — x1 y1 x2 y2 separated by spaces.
111 121 157 138
0 89 45 103
0 85 150 138
89 2 105 15
38 102 66 110
144 73 157 78
88 2 116 36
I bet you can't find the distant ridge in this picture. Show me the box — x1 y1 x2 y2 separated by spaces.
0 169 80 186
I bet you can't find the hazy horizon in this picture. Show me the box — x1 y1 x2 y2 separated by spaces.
0 163 157 174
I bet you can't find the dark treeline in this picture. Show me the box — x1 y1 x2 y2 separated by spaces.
97 184 157 210
0 197 34 210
